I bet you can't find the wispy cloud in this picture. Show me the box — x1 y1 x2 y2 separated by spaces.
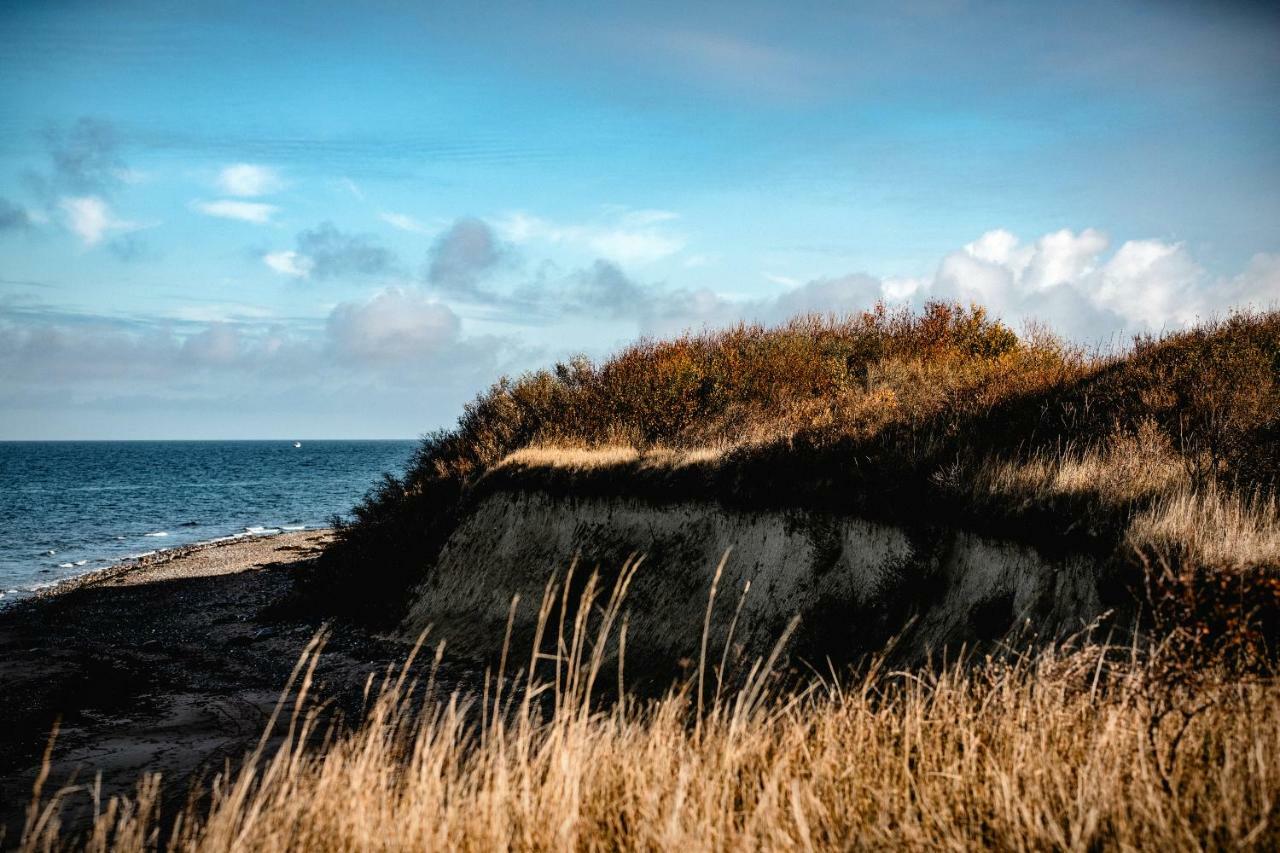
498 209 685 265
379 211 435 234
216 163 283 197
59 195 144 246
263 250 313 278
340 178 365 201
193 199 279 224
635 29 823 97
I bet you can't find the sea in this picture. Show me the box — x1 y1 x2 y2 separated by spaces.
0 440 418 605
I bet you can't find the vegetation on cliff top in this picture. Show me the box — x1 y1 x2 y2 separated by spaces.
316 303 1280 625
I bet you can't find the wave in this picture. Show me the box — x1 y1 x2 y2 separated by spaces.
144 531 169 537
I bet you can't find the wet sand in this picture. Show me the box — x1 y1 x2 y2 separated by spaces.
0 530 414 844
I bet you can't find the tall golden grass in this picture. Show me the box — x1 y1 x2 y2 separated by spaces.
22 561 1280 851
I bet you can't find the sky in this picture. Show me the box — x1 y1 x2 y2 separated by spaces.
0 0 1277 439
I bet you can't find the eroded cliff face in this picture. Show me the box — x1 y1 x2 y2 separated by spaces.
400 490 1106 670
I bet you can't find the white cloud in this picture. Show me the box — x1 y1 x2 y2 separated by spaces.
1226 253 1280 307
589 229 685 265
964 229 1031 270
341 177 365 201
616 208 680 227
193 199 279 224
498 210 685 265
555 227 1274 343
881 276 925 301
181 323 242 365
216 163 283 197
1021 228 1108 291
326 287 461 363
59 195 142 246
1092 239 1205 328
263 250 314 278
379 211 435 234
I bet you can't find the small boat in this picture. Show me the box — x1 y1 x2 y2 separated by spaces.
293 441 302 448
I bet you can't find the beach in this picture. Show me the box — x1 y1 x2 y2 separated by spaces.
0 530 411 843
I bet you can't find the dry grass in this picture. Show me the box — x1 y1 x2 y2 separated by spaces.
969 420 1189 511
1129 488 1280 572
498 445 724 474
21 566 1280 852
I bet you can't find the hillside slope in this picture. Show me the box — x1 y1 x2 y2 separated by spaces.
310 303 1280 667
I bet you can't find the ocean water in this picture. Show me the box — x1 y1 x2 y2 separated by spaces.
0 440 417 603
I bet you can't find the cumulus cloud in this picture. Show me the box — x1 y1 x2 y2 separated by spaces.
216 163 283 197
501 227 1277 342
498 210 685 265
426 217 511 295
59 195 142 246
770 274 884 321
326 288 461 363
926 228 1219 337
193 199 278 224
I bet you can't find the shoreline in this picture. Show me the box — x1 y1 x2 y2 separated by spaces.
5 527 335 608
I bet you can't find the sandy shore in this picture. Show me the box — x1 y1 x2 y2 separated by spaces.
0 528 418 844
39 528 336 592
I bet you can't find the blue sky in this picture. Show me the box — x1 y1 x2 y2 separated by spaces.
1 0 1277 438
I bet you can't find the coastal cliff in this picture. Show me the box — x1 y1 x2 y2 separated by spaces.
402 481 1105 669
314 305 1280 672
